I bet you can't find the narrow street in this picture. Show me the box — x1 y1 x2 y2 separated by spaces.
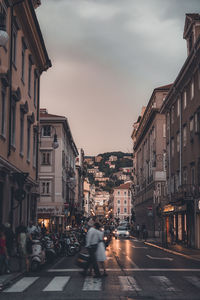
1 237 200 300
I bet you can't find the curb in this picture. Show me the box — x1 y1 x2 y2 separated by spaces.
144 241 200 262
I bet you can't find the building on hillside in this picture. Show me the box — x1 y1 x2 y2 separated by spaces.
161 14 200 248
110 164 115 169
75 148 85 225
84 157 94 165
95 171 105 178
37 109 78 232
133 84 172 237
0 1 51 229
113 182 132 221
83 178 91 217
87 168 98 175
109 155 117 162
95 155 102 163
120 167 133 174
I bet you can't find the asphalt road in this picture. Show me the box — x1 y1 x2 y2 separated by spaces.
1 237 200 300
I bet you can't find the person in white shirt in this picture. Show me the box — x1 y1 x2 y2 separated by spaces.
80 219 101 278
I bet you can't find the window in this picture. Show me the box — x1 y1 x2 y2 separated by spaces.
33 72 37 107
124 191 126 196
11 102 16 146
190 117 194 132
167 113 170 130
183 91 187 109
42 125 51 137
194 111 200 133
33 131 37 167
12 30 17 66
41 152 51 165
124 208 127 213
117 191 120 195
41 181 51 195
176 132 180 152
27 121 31 161
28 57 32 96
20 111 24 154
171 106 174 124
191 80 194 100
117 208 120 214
183 168 187 184
183 125 187 147
1 87 6 136
191 165 195 185
177 98 180 117
21 40 26 82
171 138 174 157
117 199 120 205
124 200 127 205
163 123 166 138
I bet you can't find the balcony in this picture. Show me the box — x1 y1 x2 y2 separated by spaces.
170 184 200 203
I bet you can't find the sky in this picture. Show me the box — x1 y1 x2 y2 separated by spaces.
36 0 200 156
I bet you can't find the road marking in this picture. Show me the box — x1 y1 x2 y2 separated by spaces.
185 276 200 288
119 276 141 291
43 276 70 291
4 277 39 293
146 255 173 261
82 277 102 291
151 276 179 291
47 268 200 272
126 256 139 268
145 242 200 262
132 245 148 249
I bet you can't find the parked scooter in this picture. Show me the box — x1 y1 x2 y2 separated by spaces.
42 236 57 263
30 239 46 271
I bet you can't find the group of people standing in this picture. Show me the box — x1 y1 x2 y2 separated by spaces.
0 221 46 274
80 219 107 278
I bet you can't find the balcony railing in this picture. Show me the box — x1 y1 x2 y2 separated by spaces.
170 184 200 203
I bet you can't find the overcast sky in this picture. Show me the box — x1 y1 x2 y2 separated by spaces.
36 0 200 156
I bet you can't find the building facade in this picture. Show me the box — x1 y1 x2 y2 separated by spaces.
75 148 85 225
161 14 200 248
113 182 132 221
133 85 172 237
37 109 78 232
0 0 51 229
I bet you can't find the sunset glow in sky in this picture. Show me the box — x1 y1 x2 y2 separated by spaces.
36 0 200 155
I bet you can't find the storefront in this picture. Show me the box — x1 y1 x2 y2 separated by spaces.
37 206 65 233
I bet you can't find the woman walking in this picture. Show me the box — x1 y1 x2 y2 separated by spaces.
94 222 107 276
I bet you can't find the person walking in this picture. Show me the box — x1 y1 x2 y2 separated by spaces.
94 222 107 276
80 219 101 278
17 223 30 272
0 226 10 274
4 222 15 257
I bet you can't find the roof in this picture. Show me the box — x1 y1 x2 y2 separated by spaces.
114 182 131 190
155 83 173 90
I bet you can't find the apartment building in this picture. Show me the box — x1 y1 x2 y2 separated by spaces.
38 109 78 232
161 14 200 248
0 0 51 228
113 182 132 221
75 148 85 224
133 84 172 237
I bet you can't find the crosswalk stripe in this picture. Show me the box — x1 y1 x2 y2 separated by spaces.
185 276 200 288
82 277 102 291
43 276 70 291
150 276 178 291
4 277 39 293
119 276 141 291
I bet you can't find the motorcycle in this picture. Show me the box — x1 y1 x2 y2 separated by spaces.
30 239 46 272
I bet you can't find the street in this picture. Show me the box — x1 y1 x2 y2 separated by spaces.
1 237 200 300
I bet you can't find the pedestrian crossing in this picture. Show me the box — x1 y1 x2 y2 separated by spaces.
2 274 200 293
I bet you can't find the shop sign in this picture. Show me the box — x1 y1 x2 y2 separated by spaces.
37 206 63 215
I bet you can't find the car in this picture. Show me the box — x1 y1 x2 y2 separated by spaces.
115 226 130 239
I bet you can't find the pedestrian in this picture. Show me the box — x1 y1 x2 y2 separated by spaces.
4 222 15 257
17 223 30 272
0 226 10 274
27 221 37 236
94 222 107 276
80 219 101 278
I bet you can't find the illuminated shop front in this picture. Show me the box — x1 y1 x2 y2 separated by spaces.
37 206 65 233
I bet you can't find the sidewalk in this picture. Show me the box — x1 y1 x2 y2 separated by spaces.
0 256 23 291
144 237 200 261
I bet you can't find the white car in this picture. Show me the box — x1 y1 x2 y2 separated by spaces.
115 226 130 239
